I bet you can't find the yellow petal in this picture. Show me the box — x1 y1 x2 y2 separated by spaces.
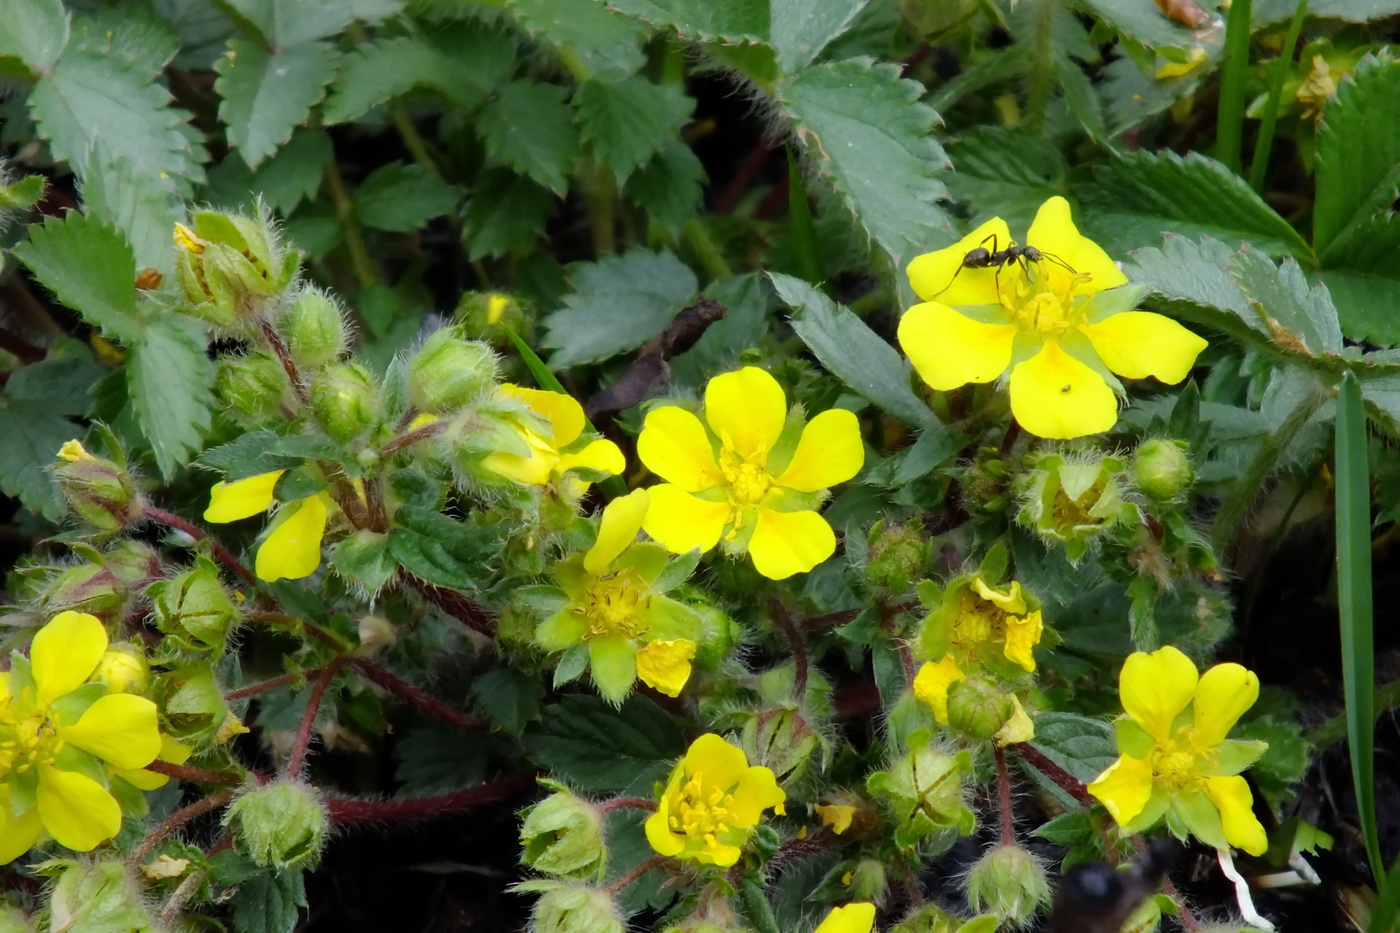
682 733 749 789
60 694 161 769
1087 754 1155 827
36 766 122 851
775 408 864 492
32 610 108 703
557 438 625 478
0 786 43 864
483 425 558 486
1192 662 1259 748
1119 645 1199 744
1025 196 1128 295
641 484 729 555
972 577 1026 614
1003 610 1043 673
816 804 857 835
704 367 786 462
906 216 1012 306
57 440 94 462
815 902 877 933
501 384 585 447
204 471 283 523
637 407 723 492
1204 775 1268 856
408 412 440 431
727 765 787 826
585 489 649 574
635 638 696 697
1079 312 1208 384
747 508 836 580
1007 341 1118 439
912 657 965 724
644 804 686 857
995 695 1036 746
255 494 328 582
899 302 1018 391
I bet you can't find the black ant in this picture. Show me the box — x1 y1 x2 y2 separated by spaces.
932 234 1079 298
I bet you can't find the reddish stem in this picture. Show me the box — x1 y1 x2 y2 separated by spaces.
226 670 312 701
713 139 776 215
598 797 657 814
994 745 1016 846
286 660 344 775
144 760 245 786
205 834 234 858
129 790 237 864
399 572 497 637
605 854 666 895
1160 876 1201 931
144 506 256 588
770 600 808 700
325 772 539 825
259 317 309 406
1010 743 1097 808
351 658 486 731
0 328 45 363
382 419 446 455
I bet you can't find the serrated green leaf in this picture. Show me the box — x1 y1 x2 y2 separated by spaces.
228 867 306 933
393 724 490 794
253 129 333 213
1033 810 1095 845
217 0 401 48
13 212 142 342
541 248 698 368
1123 235 1273 346
1078 150 1313 260
477 80 581 196
777 58 952 270
524 693 687 794
388 506 496 589
1315 55 1400 257
29 46 199 194
0 357 100 520
464 167 556 259
943 127 1069 231
69 4 179 74
215 39 338 170
353 162 461 233
597 0 766 42
1228 249 1343 356
1256 0 1400 24
1076 0 1197 48
511 0 646 82
0 0 68 76
623 137 706 234
80 150 180 275
332 530 398 592
772 272 939 431
574 77 693 184
1028 711 1118 784
470 668 544 734
199 430 305 479
323 26 516 124
128 319 213 478
770 0 868 72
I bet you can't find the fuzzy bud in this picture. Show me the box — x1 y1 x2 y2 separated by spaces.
965 845 1051 928
1133 439 1194 502
1120 895 1163 933
890 904 968 933
0 903 32 933
225 780 328 870
742 707 821 782
214 352 288 420
866 730 975 849
865 520 927 594
285 289 348 368
1017 452 1134 563
53 441 141 538
102 540 162 587
409 329 496 413
93 645 149 695
945 675 1015 742
459 290 525 336
156 665 236 747
519 780 607 879
149 564 241 654
844 859 889 903
311 362 380 442
42 562 127 616
48 862 156 933
355 614 397 657
519 882 625 933
173 211 300 326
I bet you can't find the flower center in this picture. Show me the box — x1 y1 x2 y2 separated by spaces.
669 772 736 849
582 570 651 639
719 451 774 507
1150 735 1208 790
952 597 1010 655
0 700 63 776
1000 266 1086 338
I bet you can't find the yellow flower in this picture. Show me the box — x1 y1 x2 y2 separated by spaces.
204 470 332 582
1087 646 1269 855
0 611 162 862
636 367 864 580
57 440 95 463
897 196 1207 439
483 385 624 497
816 803 857 835
645 733 786 867
815 903 876 933
486 293 510 324
537 490 702 703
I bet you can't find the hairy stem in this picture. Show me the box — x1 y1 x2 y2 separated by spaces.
129 790 237 864
325 772 539 825
770 601 809 701
605 855 666 895
399 572 497 637
994 745 1016 846
598 797 657 814
144 507 256 588
351 658 486 731
286 661 345 775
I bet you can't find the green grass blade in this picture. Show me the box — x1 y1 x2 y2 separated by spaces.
1248 0 1309 192
786 145 823 285
1216 0 1254 174
1367 855 1400 932
1336 370 1384 889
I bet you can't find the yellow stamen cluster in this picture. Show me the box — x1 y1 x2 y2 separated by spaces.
582 571 652 640
0 703 63 776
669 772 736 851
720 452 773 507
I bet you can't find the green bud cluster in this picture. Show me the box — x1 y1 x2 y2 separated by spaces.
53 444 142 539
224 780 329 870
214 352 287 422
865 520 928 594
1133 439 1194 502
311 362 380 443
409 327 497 414
149 561 241 655
174 209 301 327
945 675 1015 742
285 289 349 368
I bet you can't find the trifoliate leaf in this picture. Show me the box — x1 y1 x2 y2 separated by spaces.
464 168 556 259
128 318 213 479
623 138 706 234
0 0 69 77
574 77 693 184
477 80 581 196
215 39 339 170
510 0 646 82
13 211 143 342
541 248 698 367
352 162 461 233
80 149 181 275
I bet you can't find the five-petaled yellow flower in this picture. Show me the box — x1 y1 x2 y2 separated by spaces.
645 733 786 867
636 367 864 580
897 196 1207 439
816 903 877 933
1087 645 1268 856
483 385 624 499
205 470 333 582
0 611 162 863
537 490 703 703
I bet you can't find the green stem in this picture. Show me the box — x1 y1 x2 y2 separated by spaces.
580 157 617 255
392 104 443 181
682 217 732 281
1248 0 1309 191
1217 0 1255 174
324 160 377 290
1023 0 1055 136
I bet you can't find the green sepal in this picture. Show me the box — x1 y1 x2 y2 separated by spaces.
1212 739 1269 776
1113 718 1155 759
1170 788 1229 851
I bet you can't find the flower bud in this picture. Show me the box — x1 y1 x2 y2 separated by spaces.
225 780 328 870
459 290 526 336
156 665 235 747
891 904 975 933
93 644 149 695
42 562 127 616
102 540 162 587
409 329 497 413
518 882 625 933
742 707 822 782
149 564 241 654
1017 452 1134 563
1133 439 1194 502
965 845 1051 928
48 862 155 933
285 289 348 368
214 352 288 420
53 441 141 538
866 730 975 849
311 362 380 442
519 780 607 879
356 614 396 656
946 675 1014 742
843 859 889 903
173 211 300 326
690 603 739 670
1120 895 1162 933
865 520 927 594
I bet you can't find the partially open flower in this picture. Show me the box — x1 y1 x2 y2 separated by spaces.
482 385 623 501
204 470 337 582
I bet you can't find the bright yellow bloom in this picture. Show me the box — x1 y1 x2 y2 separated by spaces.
483 385 624 498
815 903 876 933
636 367 864 580
1087 646 1269 856
57 440 95 463
645 733 786 867
204 470 332 582
537 490 702 703
898 196 1207 439
0 612 162 862
486 293 510 324
816 803 857 835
